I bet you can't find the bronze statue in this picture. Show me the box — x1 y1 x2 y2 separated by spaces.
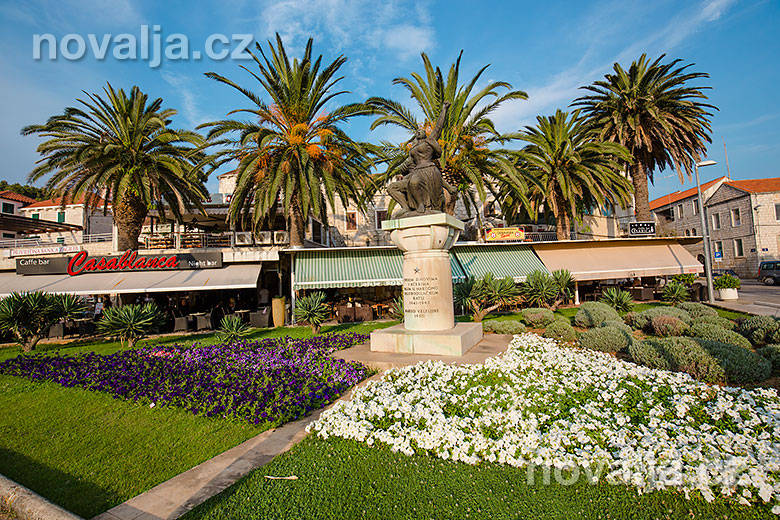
387 101 457 217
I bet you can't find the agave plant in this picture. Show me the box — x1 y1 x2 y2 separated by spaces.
521 269 574 310
96 303 164 349
600 287 634 314
454 273 519 322
0 291 67 351
53 293 90 319
389 296 404 322
216 315 251 343
294 291 330 334
662 281 690 305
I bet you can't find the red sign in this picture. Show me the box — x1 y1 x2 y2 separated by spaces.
16 251 223 276
68 250 180 275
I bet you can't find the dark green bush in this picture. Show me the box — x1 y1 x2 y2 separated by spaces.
520 307 555 328
483 320 526 334
599 288 634 313
757 344 780 371
662 281 690 304
688 323 752 350
629 337 726 384
696 338 771 384
737 315 780 345
625 306 692 331
676 302 718 318
768 327 780 344
574 302 620 328
577 326 633 353
600 319 632 334
543 320 577 342
698 315 736 330
650 315 688 337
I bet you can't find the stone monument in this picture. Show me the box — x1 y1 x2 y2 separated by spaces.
370 101 483 356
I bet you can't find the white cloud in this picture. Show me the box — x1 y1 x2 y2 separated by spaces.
161 71 215 128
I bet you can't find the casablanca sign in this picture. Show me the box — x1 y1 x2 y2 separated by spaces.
16 250 222 276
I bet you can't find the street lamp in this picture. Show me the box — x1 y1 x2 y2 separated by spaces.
695 159 717 303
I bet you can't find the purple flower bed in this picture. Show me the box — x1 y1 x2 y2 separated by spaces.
0 333 370 425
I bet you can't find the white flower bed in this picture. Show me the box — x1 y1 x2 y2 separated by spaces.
309 333 780 512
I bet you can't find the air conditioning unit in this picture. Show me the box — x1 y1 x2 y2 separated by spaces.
234 231 253 246
256 231 273 245
274 231 289 245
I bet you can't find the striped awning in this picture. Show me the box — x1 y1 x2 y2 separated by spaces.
292 247 466 290
452 244 549 282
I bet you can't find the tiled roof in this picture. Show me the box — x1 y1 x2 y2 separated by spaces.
0 190 37 205
649 176 729 210
723 177 780 194
23 195 108 209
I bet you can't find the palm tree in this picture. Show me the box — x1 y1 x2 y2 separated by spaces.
573 54 715 221
23 84 208 250
201 35 372 247
507 110 633 240
366 52 534 222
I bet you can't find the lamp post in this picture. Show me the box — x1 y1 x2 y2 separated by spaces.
695 159 717 303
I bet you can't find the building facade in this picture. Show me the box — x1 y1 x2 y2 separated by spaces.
0 190 38 240
18 196 113 244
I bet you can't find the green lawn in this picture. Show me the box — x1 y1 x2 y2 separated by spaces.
183 436 772 520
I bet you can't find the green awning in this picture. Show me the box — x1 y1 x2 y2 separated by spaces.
292 248 466 290
452 245 548 282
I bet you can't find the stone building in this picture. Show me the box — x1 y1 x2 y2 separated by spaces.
0 190 38 240
18 195 113 243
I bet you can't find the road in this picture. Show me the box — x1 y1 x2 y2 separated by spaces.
713 280 780 316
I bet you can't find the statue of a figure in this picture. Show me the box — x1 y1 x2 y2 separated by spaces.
387 101 457 217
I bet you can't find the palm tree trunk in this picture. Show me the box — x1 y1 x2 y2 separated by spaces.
554 195 570 241
288 195 306 247
631 161 651 221
114 191 148 251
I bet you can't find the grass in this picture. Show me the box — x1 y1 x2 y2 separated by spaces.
183 436 773 520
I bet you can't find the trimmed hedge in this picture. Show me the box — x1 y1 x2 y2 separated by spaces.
676 302 718 318
688 323 752 350
520 308 556 328
600 319 632 334
737 315 780 345
574 302 620 329
758 344 780 371
483 320 527 335
543 320 577 342
697 338 771 384
629 337 726 384
650 315 688 337
698 315 736 331
577 325 633 353
625 306 692 331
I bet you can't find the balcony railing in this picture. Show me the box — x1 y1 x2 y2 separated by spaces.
140 231 288 249
0 233 112 250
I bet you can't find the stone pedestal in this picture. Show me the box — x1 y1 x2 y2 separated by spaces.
370 213 482 356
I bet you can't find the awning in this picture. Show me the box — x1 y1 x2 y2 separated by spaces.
0 264 261 296
452 245 549 282
0 213 82 234
292 247 466 290
532 241 703 281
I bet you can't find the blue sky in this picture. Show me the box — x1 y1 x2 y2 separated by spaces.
0 0 777 200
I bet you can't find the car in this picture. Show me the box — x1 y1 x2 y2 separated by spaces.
758 261 780 285
713 268 738 278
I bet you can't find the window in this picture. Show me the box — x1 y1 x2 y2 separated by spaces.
375 209 388 230
734 238 744 258
714 241 724 259
31 213 40 220
685 229 691 236
57 211 65 223
692 228 697 236
2 233 14 239
692 199 699 215
731 208 741 227
56 237 65 245
311 219 323 244
677 204 684 219
775 203 780 221
711 212 721 230
1 202 13 214
345 211 357 231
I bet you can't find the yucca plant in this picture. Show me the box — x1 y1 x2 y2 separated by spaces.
389 296 404 322
96 303 164 349
600 287 634 313
662 281 690 305
216 315 251 343
53 293 90 319
294 291 330 334
0 291 67 351
454 273 519 322
521 269 574 310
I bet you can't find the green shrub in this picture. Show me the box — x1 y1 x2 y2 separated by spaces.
757 344 780 371
698 315 736 330
625 306 692 331
713 273 741 290
389 296 404 322
662 281 690 304
676 302 718 318
629 337 726 384
520 307 555 328
0 292 82 351
96 303 164 349
577 326 633 353
294 291 330 334
216 315 251 343
696 339 771 384
574 302 620 328
650 315 688 337
687 323 752 350
599 288 634 313
483 320 526 335
737 315 780 345
671 273 697 286
543 320 577 342
520 269 573 310
455 274 520 322
768 327 780 344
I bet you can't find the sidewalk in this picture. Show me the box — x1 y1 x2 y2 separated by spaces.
713 298 780 317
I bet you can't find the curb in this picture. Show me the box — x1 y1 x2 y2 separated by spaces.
0 474 84 520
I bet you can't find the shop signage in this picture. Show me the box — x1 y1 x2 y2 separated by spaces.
485 227 525 241
16 250 222 276
6 245 81 258
628 221 656 236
